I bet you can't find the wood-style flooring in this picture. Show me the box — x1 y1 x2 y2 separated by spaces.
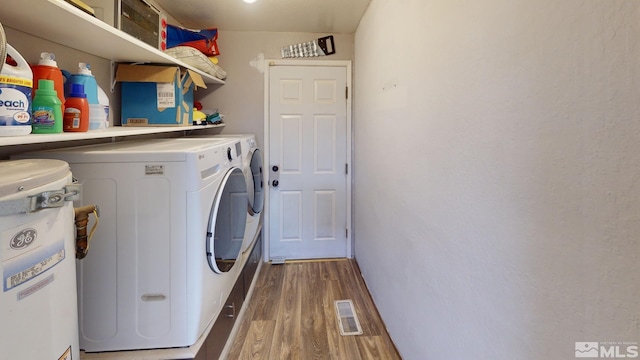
226 259 402 359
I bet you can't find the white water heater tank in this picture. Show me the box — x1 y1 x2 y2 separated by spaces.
0 159 80 360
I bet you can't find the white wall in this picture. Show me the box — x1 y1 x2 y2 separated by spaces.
200 31 354 147
354 0 640 359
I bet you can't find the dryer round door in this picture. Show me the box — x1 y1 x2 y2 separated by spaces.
206 167 248 273
248 148 264 216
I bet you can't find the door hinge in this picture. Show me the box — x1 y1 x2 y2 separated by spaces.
345 86 349 100
345 163 348 175
346 228 348 238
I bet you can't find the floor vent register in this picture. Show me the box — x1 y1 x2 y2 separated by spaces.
335 299 363 336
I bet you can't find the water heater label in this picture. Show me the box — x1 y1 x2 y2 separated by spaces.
4 244 65 291
17 273 54 301
2 211 66 292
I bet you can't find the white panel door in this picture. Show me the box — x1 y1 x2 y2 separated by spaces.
269 65 348 260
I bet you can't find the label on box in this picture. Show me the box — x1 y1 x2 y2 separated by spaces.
126 118 149 125
156 83 175 108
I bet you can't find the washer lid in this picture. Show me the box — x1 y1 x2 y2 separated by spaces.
0 159 70 198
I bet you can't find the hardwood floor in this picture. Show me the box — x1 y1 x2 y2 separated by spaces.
226 259 401 359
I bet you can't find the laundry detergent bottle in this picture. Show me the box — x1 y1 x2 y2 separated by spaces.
32 79 63 133
64 62 98 105
0 44 33 136
31 52 65 110
63 83 89 132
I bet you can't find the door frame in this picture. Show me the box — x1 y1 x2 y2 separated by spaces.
263 59 353 261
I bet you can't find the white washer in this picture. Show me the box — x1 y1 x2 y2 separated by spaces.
14 138 248 352
0 159 79 360
187 134 264 253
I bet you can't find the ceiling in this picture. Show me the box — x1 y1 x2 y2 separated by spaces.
154 0 371 34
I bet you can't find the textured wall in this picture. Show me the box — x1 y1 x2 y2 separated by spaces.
201 31 354 147
354 0 640 359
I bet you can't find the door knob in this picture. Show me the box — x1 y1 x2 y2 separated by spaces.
270 164 280 189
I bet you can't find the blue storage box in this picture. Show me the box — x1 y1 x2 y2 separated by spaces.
115 64 206 126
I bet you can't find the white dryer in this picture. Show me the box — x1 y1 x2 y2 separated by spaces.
187 134 264 253
14 138 248 352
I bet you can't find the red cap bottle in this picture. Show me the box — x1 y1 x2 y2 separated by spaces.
63 83 89 132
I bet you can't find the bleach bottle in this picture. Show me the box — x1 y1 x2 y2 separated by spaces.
0 44 33 136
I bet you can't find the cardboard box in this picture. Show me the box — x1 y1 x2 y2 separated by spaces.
115 64 206 126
